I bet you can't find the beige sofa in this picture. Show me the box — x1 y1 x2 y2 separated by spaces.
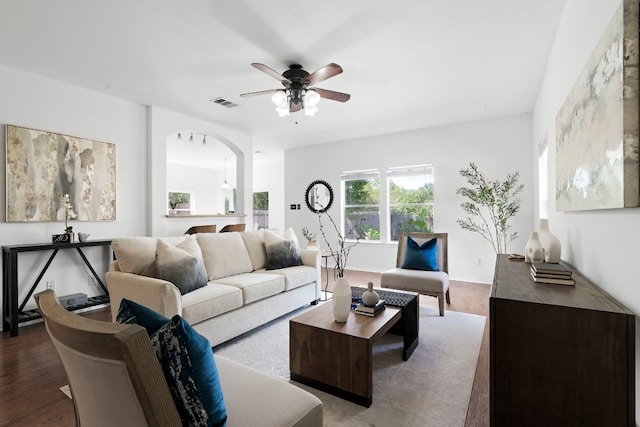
106 229 320 347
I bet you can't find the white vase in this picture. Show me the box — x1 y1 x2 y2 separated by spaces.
538 219 561 263
361 281 380 306
306 240 319 250
333 277 352 323
524 232 544 263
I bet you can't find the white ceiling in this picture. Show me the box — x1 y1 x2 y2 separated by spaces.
0 0 566 154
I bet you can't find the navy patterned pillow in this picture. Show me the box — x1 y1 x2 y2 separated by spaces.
115 298 169 336
151 316 227 427
116 299 227 427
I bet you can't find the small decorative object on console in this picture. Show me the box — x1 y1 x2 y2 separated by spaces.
78 232 90 242
524 232 544 263
361 281 380 306
52 233 74 245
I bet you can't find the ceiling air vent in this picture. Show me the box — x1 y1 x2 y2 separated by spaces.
211 97 238 108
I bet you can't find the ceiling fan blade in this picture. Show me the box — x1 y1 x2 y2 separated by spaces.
304 63 343 85
314 88 351 102
251 63 291 84
240 88 282 97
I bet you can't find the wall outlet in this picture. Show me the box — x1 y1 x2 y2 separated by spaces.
88 276 98 288
46 280 55 290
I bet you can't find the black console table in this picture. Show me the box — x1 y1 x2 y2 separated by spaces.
2 239 112 336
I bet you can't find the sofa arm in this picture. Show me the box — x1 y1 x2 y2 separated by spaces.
300 249 321 300
105 270 182 322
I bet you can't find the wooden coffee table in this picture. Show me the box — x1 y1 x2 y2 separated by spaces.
289 288 418 407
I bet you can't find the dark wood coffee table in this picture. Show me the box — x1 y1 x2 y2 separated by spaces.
289 288 418 407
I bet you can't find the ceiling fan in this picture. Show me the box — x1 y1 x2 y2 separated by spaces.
240 63 351 116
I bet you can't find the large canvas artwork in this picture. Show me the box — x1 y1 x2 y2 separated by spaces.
5 125 116 222
555 0 639 211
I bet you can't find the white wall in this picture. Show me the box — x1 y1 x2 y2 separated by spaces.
253 152 285 231
0 66 253 318
532 0 640 420
147 106 253 237
285 114 534 284
0 64 147 309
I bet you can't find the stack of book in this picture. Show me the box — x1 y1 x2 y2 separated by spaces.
355 300 386 317
530 262 575 286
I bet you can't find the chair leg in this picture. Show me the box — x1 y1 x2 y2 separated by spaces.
445 289 451 304
438 293 445 316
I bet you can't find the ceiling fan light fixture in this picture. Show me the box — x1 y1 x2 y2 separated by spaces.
275 106 290 117
304 105 319 117
304 89 320 107
271 90 288 108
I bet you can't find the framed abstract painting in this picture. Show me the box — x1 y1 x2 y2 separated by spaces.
555 0 639 211
5 124 116 222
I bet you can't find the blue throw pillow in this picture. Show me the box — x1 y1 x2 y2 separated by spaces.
401 236 439 271
152 316 227 427
116 299 227 427
116 298 169 336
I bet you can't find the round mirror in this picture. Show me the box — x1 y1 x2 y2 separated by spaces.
305 180 334 213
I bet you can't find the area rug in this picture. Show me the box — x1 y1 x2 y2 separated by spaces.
214 304 486 427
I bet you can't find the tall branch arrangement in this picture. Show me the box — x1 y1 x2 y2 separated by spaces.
456 162 523 254
316 211 364 278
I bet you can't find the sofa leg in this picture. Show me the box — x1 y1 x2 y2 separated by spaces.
445 289 451 304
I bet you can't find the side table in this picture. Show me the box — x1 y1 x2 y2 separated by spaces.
320 251 333 301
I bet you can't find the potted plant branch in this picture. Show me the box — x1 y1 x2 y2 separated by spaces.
456 162 523 254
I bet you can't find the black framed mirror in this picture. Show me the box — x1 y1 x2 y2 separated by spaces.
305 180 334 213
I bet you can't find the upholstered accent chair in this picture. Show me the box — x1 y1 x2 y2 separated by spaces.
381 232 450 316
35 289 182 426
219 223 246 233
185 224 217 234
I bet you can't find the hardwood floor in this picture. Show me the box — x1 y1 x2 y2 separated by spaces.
0 271 490 427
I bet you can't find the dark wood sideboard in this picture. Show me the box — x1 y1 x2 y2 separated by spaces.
490 254 635 426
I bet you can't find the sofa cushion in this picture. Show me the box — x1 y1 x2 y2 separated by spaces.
181 283 243 325
214 273 285 304
112 236 186 276
240 229 267 271
255 265 316 291
116 299 227 427
155 237 208 295
264 228 302 270
197 233 253 280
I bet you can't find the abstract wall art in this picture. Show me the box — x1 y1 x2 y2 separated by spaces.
555 0 639 211
5 124 116 222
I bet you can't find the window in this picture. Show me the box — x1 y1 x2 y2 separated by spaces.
253 191 269 229
342 170 380 240
387 165 434 241
168 191 192 215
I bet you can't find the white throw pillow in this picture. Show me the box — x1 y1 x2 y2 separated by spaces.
112 236 187 276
